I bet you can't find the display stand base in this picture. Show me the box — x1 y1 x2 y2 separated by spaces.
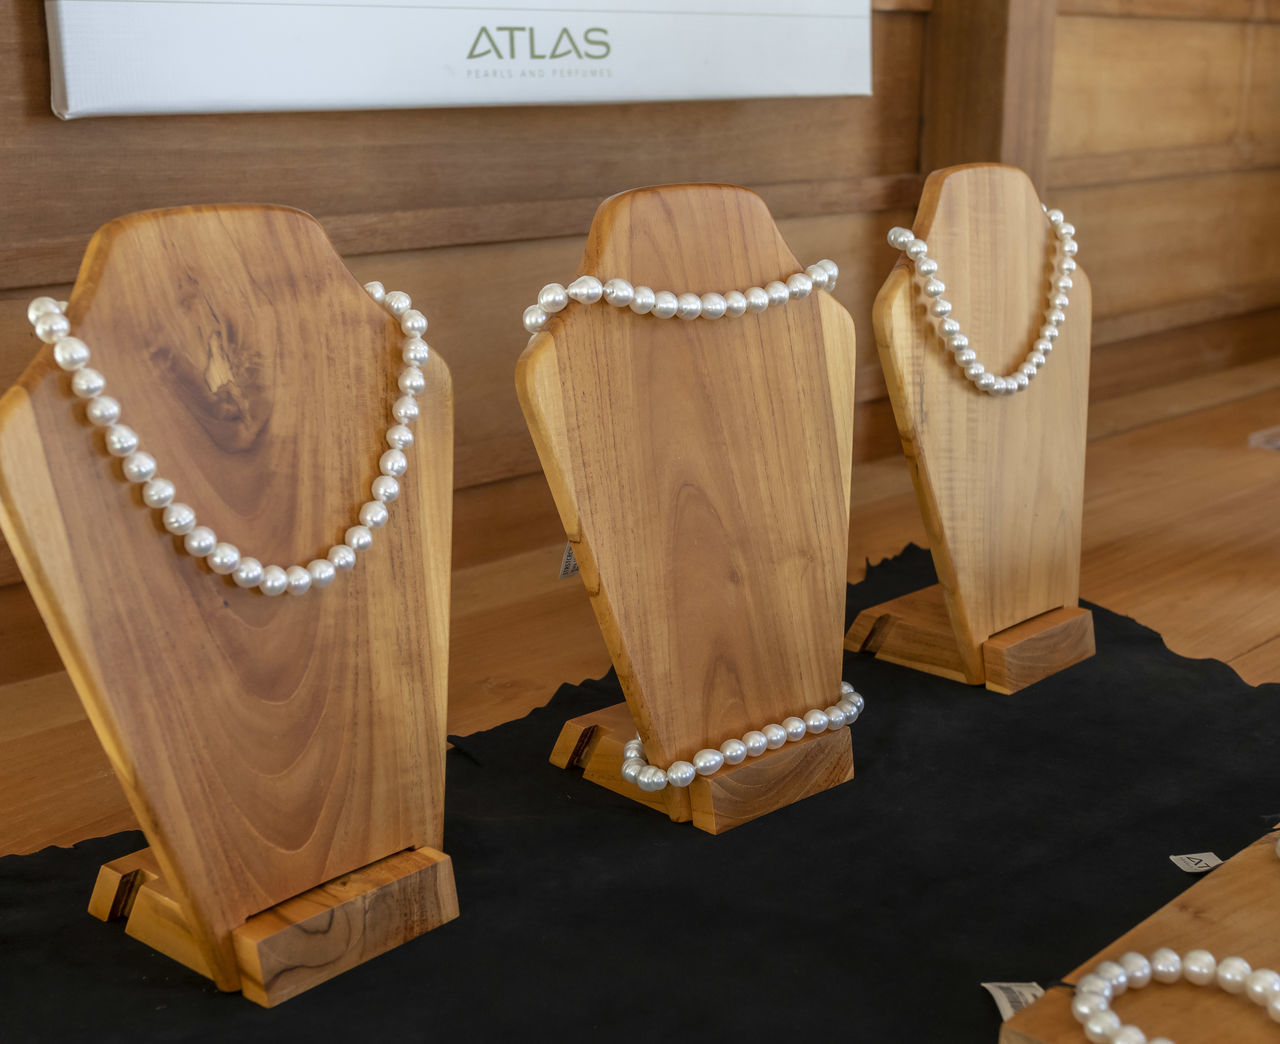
844 584 1095 692
88 845 459 1007
550 702 854 834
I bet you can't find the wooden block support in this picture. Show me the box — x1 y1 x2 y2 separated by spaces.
553 702 853 834
846 585 1095 693
87 845 459 1007
1002 830 1280 1044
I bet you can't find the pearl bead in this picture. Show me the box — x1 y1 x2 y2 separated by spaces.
233 557 264 588
371 475 399 503
345 525 373 552
1040 324 1059 342
538 283 569 313
1029 349 1047 367
620 758 644 785
1020 362 1038 379
692 748 725 775
363 281 386 302
1062 239 1079 257
141 478 175 508
1149 948 1181 983
665 761 695 787
805 265 829 291
947 333 969 353
916 258 938 277
803 709 829 734
887 226 914 249
523 305 549 333
1046 308 1066 326
386 424 414 450
1247 969 1280 1005
286 565 311 595
700 292 727 319
765 281 790 307
1183 949 1216 985
402 338 429 365
392 396 419 424
383 290 411 317
720 738 747 764
931 298 952 318
27 297 61 324
1051 292 1070 310
1071 992 1110 1024
567 276 603 304
675 293 701 320
964 362 985 380
630 286 656 315
1111 1027 1146 1044
1083 1010 1121 1043
905 238 928 261
1095 961 1128 995
71 368 105 398
823 705 846 728
745 287 769 313
782 716 807 742
162 503 196 535
121 451 156 483
651 291 678 319
1055 275 1074 291
398 366 426 396
636 766 667 792
208 543 241 574
977 373 998 391
183 526 216 557
954 349 977 367
1062 257 1078 273
380 449 408 477
1269 994 1280 1024
818 258 838 280
762 724 787 749
723 290 747 317
104 425 139 457
85 396 121 426
53 337 90 371
259 565 288 597
840 681 856 697
743 730 768 757
786 273 813 299
1012 372 1030 391
35 313 70 343
603 279 635 307
940 317 961 337
1217 956 1251 993
360 500 389 528
399 309 428 337
1076 974 1113 1000
1059 222 1076 238
1045 208 1064 225
622 739 644 760
924 278 946 298
328 544 357 571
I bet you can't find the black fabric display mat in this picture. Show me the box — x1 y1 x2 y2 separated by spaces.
3 545 1278 1042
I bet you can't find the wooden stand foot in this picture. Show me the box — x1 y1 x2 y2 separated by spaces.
88 846 459 1006
551 702 854 834
845 584 1094 692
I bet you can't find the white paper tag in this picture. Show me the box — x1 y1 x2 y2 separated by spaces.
1169 851 1222 873
557 542 580 579
980 982 1044 1021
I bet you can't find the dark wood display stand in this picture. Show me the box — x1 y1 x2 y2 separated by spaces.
0 205 458 1005
518 184 859 834
846 165 1095 693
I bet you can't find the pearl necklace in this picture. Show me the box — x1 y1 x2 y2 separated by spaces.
26 282 429 596
521 260 840 334
620 681 864 792
886 206 1078 396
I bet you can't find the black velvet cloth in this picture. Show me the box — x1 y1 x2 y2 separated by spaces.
3 545 1278 1042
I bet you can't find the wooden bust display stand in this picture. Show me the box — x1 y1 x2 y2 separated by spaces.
0 205 458 1006
845 165 1095 693
517 184 858 834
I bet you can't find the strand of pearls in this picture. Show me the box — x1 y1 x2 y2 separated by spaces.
886 206 1079 396
521 260 840 335
26 283 430 596
1072 945 1280 1043
620 681 865 792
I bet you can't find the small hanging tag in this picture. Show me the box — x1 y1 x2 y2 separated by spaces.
980 982 1044 1021
1169 851 1222 873
557 542 579 580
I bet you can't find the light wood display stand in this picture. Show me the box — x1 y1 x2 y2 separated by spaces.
517 184 858 834
1003 829 1280 1043
845 164 1095 693
0 205 458 1005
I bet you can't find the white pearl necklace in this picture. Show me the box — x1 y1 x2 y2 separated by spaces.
521 260 840 334
1072 944 1280 1043
26 282 430 596
620 682 864 792
886 206 1079 396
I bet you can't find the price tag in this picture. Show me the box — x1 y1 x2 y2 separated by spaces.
980 981 1044 1021
557 542 580 580
1169 851 1222 873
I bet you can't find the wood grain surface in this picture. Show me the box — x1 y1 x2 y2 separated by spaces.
0 206 454 989
517 184 857 770
874 164 1092 679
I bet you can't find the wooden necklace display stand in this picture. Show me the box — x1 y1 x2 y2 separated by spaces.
0 205 458 1006
845 165 1096 694
518 184 858 835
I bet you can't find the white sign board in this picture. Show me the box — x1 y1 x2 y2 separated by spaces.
45 0 872 119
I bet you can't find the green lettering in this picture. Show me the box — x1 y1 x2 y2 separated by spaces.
529 26 547 59
467 26 501 59
496 26 522 57
583 27 610 59
549 27 583 59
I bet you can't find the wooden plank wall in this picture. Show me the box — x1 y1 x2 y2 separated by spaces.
2 0 1278 689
